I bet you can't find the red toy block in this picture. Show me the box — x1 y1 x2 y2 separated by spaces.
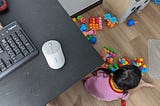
121 100 126 106
89 17 102 30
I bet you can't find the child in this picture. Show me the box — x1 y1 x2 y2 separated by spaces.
84 65 153 101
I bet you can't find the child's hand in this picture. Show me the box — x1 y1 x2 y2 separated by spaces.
140 79 154 88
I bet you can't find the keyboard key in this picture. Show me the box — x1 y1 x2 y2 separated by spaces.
1 39 7 47
6 36 20 55
16 30 28 44
1 39 16 58
25 42 34 53
12 53 24 63
22 49 29 56
15 39 21 45
19 45 26 51
0 59 6 72
9 51 16 58
13 47 21 55
12 33 19 42
0 45 3 54
5 60 12 68
12 34 28 52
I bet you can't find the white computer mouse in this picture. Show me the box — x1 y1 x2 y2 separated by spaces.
42 40 65 69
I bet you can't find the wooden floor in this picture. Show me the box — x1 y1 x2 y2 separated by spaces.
47 2 160 106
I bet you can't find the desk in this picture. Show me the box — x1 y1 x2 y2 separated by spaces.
0 0 103 106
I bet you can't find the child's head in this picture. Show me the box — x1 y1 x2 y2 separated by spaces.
113 65 141 91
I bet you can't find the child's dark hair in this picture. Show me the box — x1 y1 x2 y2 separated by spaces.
96 65 141 91
113 65 141 90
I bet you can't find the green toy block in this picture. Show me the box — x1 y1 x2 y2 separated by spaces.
77 15 82 20
87 35 92 41
113 63 119 69
108 65 113 70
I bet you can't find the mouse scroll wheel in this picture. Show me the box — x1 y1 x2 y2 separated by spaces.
48 42 52 46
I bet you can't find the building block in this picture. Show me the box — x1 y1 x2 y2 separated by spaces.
101 63 119 73
80 24 87 32
104 13 118 28
82 30 96 36
118 57 131 67
100 46 116 64
86 35 97 44
89 17 102 30
153 0 160 4
132 58 149 74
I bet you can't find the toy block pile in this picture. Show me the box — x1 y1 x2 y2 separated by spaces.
100 46 118 72
118 57 149 74
118 57 132 67
73 15 98 44
132 58 149 74
100 46 116 64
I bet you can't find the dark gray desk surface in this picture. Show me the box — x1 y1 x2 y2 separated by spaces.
0 0 103 106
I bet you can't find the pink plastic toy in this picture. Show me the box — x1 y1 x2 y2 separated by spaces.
80 17 86 23
82 30 96 36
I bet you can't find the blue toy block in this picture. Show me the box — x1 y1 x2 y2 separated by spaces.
110 17 117 23
143 68 149 73
120 59 125 64
132 61 137 66
80 24 87 32
89 36 97 44
104 13 111 20
127 19 135 26
111 67 116 72
153 0 160 4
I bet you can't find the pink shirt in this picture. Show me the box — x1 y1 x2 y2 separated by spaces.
84 70 129 101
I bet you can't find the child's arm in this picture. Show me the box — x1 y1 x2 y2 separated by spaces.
139 79 154 88
129 79 154 95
